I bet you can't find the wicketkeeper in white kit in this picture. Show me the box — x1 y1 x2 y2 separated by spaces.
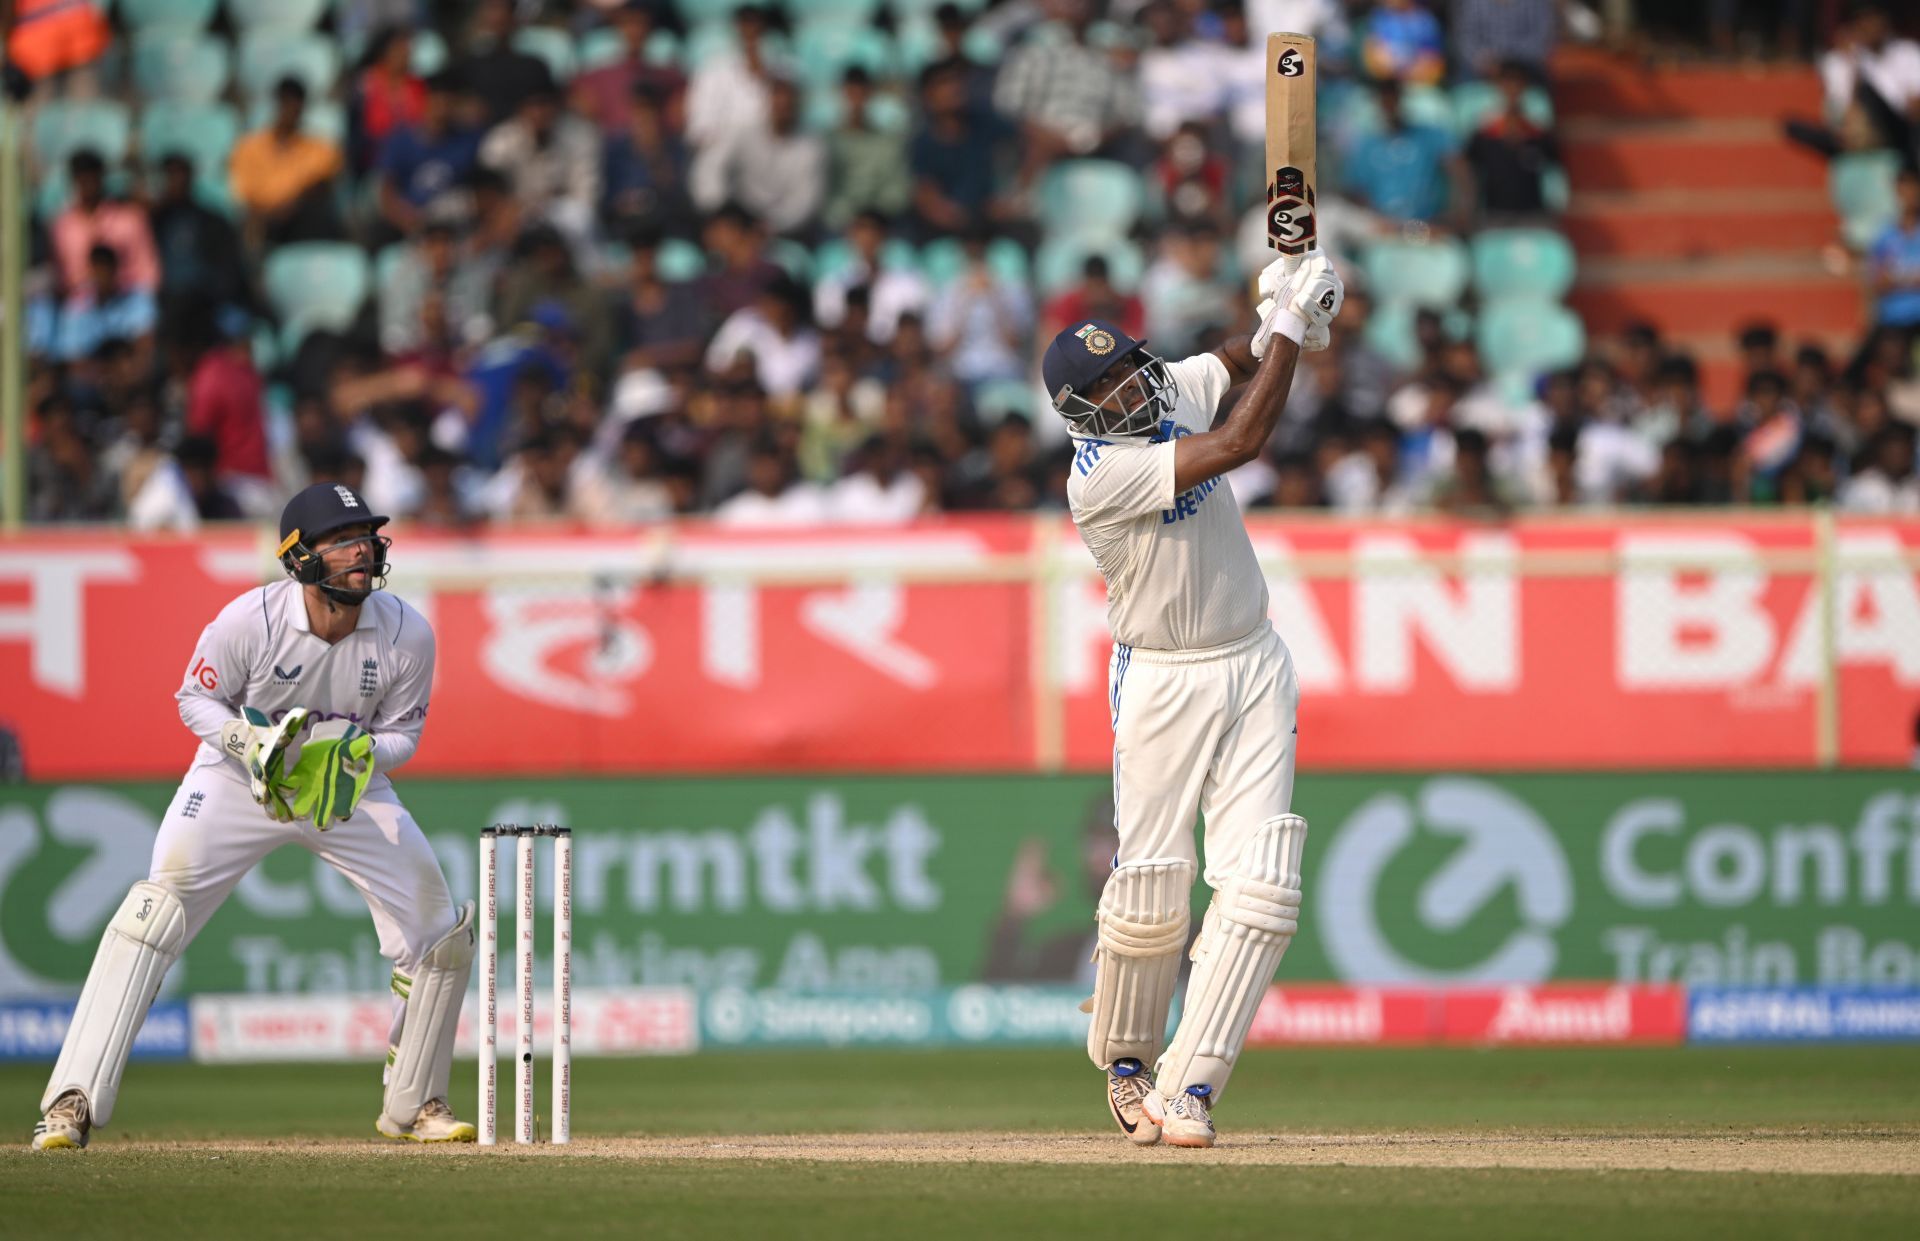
32 482 477 1149
1052 251 1344 1148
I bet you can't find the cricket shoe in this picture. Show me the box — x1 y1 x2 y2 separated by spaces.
1159 1084 1216 1149
1106 1058 1162 1146
376 1098 477 1143
32 1090 90 1150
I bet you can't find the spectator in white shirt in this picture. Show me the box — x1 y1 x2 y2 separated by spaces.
705 274 823 400
714 437 831 525
814 211 931 343
926 228 1033 388
1792 5 1920 165
690 76 826 238
479 75 601 248
829 435 928 523
685 3 777 154
1841 425 1920 513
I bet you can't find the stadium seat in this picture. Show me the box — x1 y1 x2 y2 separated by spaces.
1830 149 1901 252
1040 160 1144 242
1035 235 1145 294
767 238 814 282
1471 228 1576 301
892 0 988 11
1358 236 1470 308
224 0 326 32
792 19 895 88
30 99 131 172
674 0 755 21
656 238 708 282
140 101 239 187
920 236 1029 289
1363 300 1475 371
237 31 341 103
117 0 217 34
264 242 370 353
130 33 230 106
1477 296 1585 377
245 97 347 145
513 27 579 83
1450 81 1555 137
578 27 628 73
411 30 449 77
813 237 919 283
974 378 1039 424
681 21 737 69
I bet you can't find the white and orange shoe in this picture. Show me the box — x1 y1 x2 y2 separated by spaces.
1105 1059 1163 1146
1159 1085 1216 1149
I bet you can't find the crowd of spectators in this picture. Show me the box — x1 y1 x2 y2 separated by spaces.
14 0 1920 526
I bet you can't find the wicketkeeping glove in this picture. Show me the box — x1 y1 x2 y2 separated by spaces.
279 720 377 829
218 706 311 822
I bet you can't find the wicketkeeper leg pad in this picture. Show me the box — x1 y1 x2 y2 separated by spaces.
42 881 187 1127
381 902 475 1130
1083 858 1193 1070
1155 814 1306 1101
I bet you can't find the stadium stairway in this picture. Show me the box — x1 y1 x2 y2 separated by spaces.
1553 47 1862 408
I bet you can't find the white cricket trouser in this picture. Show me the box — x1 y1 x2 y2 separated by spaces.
1108 621 1299 888
150 771 457 985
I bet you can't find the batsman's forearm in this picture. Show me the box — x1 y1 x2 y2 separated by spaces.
1217 335 1300 460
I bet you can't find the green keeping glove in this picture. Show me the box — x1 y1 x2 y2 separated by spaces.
219 707 310 823
282 721 377 829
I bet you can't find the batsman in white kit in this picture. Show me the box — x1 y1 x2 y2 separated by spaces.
32 482 477 1149
1050 250 1344 1148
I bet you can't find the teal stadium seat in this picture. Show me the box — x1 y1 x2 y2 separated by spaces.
674 0 754 20
1471 227 1576 300
224 0 326 32
767 238 814 282
812 237 919 282
1362 301 1476 371
237 31 340 103
792 20 895 88
1040 160 1144 242
1477 296 1585 378
140 101 239 187
656 238 708 282
117 0 216 34
1450 81 1555 137
246 97 347 145
513 27 578 83
920 236 1029 288
1830 150 1901 252
1035 236 1145 294
131 33 230 106
264 243 370 353
31 99 131 171
1359 236 1470 308
975 379 1039 424
411 31 449 77
577 28 628 73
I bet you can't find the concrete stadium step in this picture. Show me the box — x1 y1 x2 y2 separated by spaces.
1568 254 1864 338
1561 190 1839 260
1553 51 1825 122
1558 119 1826 193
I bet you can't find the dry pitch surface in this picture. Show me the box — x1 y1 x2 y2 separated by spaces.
5 1048 1918 1240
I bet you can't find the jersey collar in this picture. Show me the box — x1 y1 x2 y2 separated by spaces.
286 581 379 634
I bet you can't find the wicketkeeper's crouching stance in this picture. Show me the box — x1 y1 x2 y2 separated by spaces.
1054 253 1344 1148
33 483 476 1149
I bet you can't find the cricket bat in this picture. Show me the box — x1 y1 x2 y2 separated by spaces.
1265 33 1317 256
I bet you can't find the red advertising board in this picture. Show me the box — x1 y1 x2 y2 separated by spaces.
1246 985 1688 1047
1 515 1914 778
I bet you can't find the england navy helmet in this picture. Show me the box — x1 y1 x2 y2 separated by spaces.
277 482 391 605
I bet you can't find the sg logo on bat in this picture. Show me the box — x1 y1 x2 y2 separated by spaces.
1277 46 1305 76
1268 166 1315 254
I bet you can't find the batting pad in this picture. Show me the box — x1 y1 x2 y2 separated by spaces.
1084 858 1193 1070
1155 815 1306 1100
42 881 187 1127
382 902 476 1129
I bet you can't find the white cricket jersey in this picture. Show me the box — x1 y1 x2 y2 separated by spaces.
1066 352 1268 652
175 579 435 788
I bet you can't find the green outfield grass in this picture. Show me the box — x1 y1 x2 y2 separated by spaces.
4 1047 1918 1240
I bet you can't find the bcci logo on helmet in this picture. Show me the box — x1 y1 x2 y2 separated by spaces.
1074 323 1116 356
